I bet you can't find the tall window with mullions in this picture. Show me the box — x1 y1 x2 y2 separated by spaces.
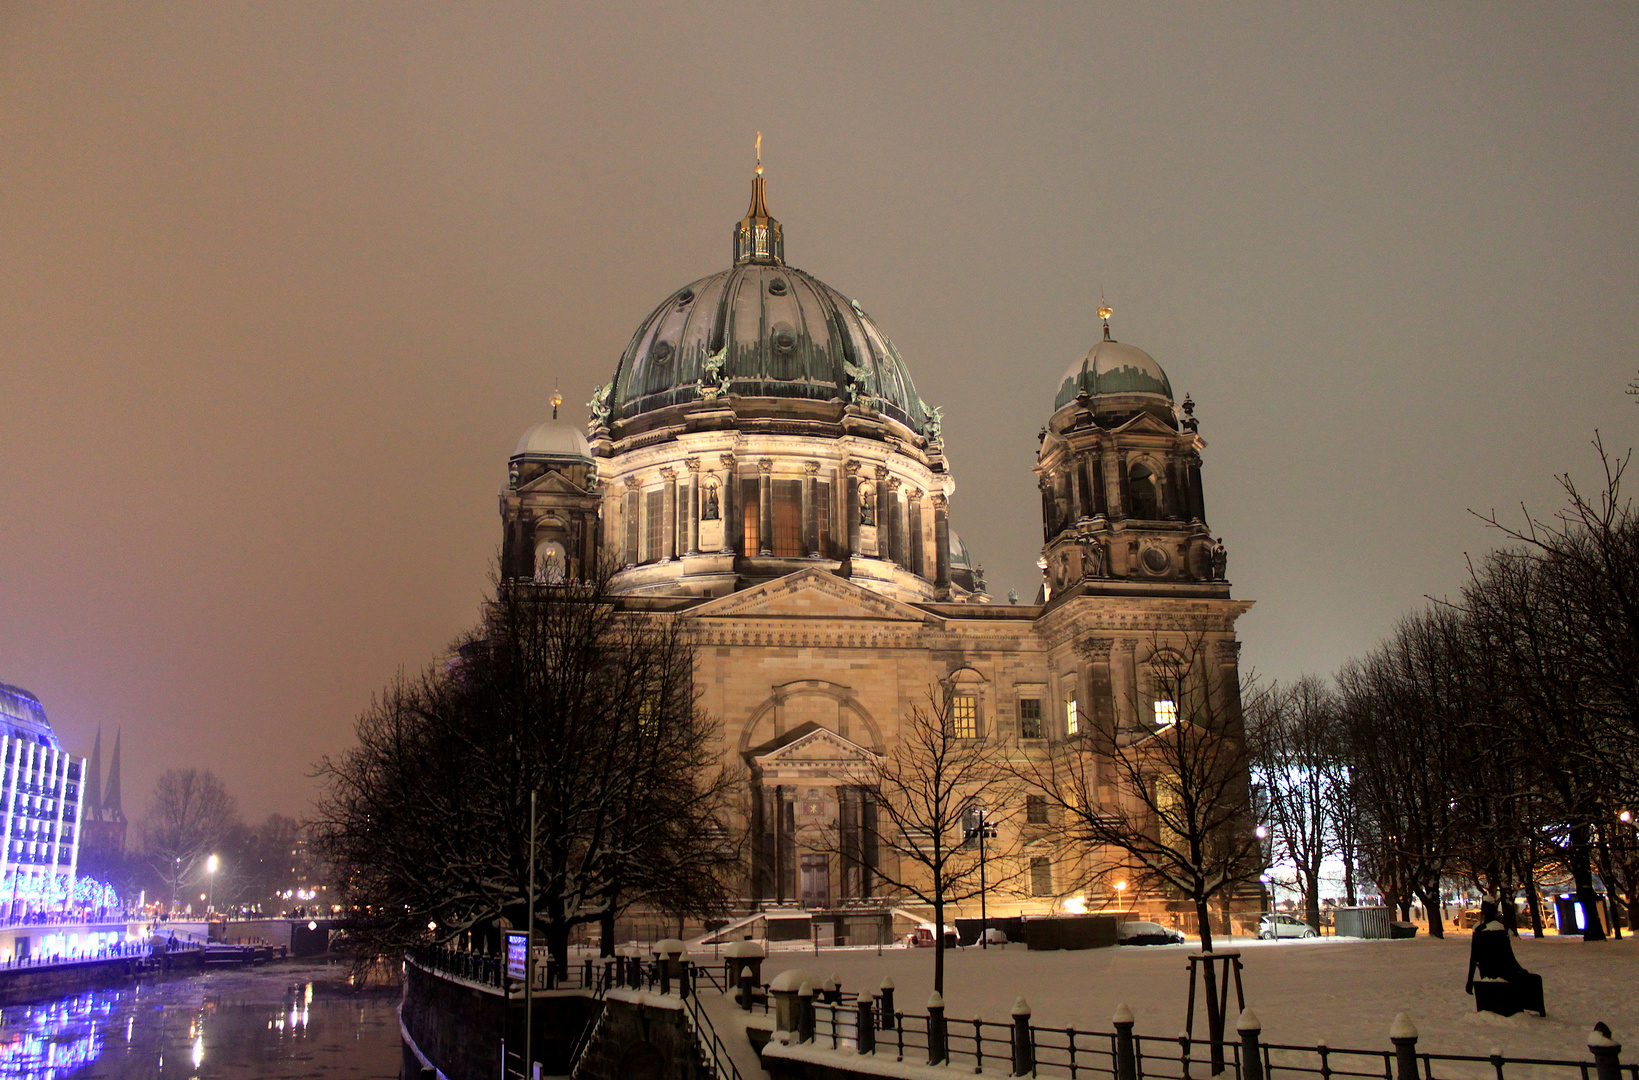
770 480 803 556
644 489 665 564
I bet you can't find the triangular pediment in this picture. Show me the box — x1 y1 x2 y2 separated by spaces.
686 567 934 623
519 471 592 496
752 725 880 770
1110 411 1184 438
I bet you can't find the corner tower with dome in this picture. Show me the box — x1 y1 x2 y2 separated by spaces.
496 166 1252 928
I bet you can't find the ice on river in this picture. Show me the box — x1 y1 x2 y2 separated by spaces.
0 958 400 1078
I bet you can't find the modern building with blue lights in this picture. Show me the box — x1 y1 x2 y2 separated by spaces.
0 683 86 912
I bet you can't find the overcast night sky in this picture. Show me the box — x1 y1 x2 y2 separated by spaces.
1 4 1635 821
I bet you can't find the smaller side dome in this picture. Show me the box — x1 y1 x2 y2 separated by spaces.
513 419 591 462
1055 340 1173 411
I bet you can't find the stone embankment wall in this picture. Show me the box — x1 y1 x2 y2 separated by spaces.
399 961 599 1080
573 992 707 1080
0 953 159 1007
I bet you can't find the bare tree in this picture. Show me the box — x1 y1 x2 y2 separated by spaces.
142 768 240 914
1250 676 1344 931
314 569 742 974
816 689 1019 995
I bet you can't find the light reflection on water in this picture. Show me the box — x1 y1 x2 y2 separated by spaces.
0 961 400 1078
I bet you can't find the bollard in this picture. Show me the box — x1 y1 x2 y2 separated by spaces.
858 997 876 1055
928 991 949 1066
880 977 896 1030
738 969 754 1012
1114 1004 1137 1080
823 976 837 1004
1590 1024 1623 1080
798 978 817 1044
1390 1014 1419 1080
1012 998 1035 1077
1238 1009 1263 1080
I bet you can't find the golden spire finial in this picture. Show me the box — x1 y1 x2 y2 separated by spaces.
550 384 563 420
1098 299 1113 341
755 131 762 176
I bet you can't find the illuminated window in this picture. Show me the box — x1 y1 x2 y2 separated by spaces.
1154 699 1177 727
644 490 664 563
741 479 760 554
951 695 980 739
1018 699 1043 739
770 480 803 556
1066 698 1080 736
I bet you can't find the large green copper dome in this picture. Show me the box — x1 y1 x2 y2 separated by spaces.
603 175 930 435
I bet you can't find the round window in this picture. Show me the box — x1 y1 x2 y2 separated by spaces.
649 340 673 363
771 327 797 353
1142 546 1170 574
676 289 695 306
768 278 789 296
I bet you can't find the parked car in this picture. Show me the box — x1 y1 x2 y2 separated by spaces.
1117 921 1187 946
905 924 959 948
1257 914 1317 940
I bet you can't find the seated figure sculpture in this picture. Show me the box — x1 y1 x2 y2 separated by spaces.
1465 898 1545 1017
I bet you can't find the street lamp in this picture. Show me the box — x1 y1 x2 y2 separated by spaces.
963 806 998 948
1114 879 1128 909
205 855 219 916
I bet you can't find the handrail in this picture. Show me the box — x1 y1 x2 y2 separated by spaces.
682 988 744 1080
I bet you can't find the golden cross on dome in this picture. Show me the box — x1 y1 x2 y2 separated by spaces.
550 385 563 420
755 131 762 176
1098 299 1113 341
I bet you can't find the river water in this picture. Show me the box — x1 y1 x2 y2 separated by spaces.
0 959 402 1078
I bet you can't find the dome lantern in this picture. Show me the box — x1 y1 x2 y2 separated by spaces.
733 136 784 266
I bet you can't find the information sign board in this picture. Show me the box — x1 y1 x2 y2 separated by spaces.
505 932 530 981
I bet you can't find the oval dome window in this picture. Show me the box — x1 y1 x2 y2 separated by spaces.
650 340 674 363
676 289 695 306
768 278 788 296
771 328 797 354
1142 547 1170 574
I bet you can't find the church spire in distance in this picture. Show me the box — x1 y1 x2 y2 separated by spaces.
734 132 784 266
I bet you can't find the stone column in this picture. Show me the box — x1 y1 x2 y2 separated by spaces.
1091 444 1107 516
1101 444 1124 519
906 488 923 577
1185 451 1206 522
623 476 642 565
1081 637 1116 737
873 466 890 559
758 459 774 555
719 454 737 554
1069 456 1085 521
1216 639 1244 729
680 458 698 554
886 477 904 567
845 462 862 556
661 468 678 562
1114 639 1140 729
933 493 951 597
1039 477 1057 542
802 461 819 557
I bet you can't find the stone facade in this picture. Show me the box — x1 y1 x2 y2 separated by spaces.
496 176 1252 921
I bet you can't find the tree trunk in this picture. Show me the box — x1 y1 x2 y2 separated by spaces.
1521 859 1545 938
932 896 945 995
1196 896 1223 1074
545 922 570 980
1343 856 1357 907
1595 837 1622 940
600 907 616 957
1302 863 1321 933
1418 884 1444 939
1568 823 1607 941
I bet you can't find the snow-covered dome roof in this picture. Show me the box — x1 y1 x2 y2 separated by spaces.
513 418 591 461
600 173 931 435
1054 339 1173 411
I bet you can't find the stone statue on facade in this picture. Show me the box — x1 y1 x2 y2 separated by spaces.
700 348 732 400
1079 534 1108 578
703 483 720 521
588 383 613 428
1211 537 1228 581
923 403 944 444
859 486 875 526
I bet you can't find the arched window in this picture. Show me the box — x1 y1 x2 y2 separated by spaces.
533 540 567 585
1128 462 1159 520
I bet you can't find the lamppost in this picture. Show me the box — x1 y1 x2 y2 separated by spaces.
172 856 180 915
964 806 998 948
1114 879 1128 909
206 854 218 916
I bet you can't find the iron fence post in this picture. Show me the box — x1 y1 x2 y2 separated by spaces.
880 979 896 1030
1115 1004 1138 1080
929 992 949 1066
1390 1014 1419 1080
1012 998 1035 1077
798 978 816 1044
1589 1024 1623 1080
1238 1009 1263 1080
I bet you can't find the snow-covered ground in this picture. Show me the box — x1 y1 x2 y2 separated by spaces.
692 934 1637 1065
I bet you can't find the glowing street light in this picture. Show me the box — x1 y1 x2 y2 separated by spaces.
205 854 219 915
